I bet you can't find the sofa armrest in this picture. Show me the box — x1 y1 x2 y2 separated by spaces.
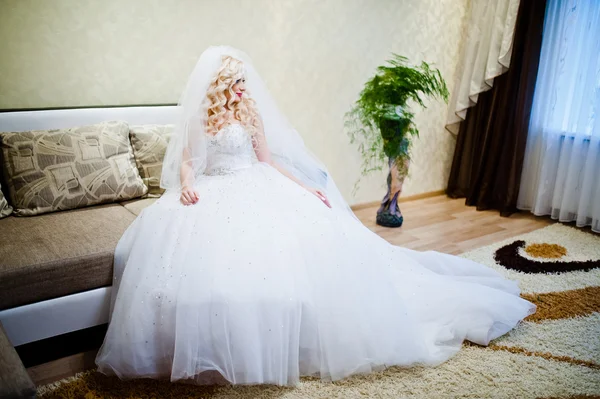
0 321 36 399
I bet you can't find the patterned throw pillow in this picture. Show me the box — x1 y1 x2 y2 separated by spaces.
0 184 12 218
129 124 174 197
0 121 147 216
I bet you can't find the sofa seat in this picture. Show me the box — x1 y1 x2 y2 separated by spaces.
0 203 137 310
120 197 158 216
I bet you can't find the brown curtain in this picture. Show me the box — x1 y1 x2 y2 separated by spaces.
446 0 548 217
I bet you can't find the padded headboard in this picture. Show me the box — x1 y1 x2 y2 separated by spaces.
0 105 181 132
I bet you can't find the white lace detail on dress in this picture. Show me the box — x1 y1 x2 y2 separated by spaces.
205 124 254 176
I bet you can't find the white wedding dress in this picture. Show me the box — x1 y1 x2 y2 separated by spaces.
95 123 535 386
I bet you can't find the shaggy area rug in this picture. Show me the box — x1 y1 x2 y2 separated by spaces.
37 223 600 398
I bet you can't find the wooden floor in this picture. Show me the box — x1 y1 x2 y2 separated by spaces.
26 195 553 386
354 195 552 255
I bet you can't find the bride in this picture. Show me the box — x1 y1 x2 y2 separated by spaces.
95 46 535 386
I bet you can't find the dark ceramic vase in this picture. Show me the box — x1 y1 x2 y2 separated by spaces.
376 116 410 228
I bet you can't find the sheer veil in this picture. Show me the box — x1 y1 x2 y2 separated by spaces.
160 45 353 215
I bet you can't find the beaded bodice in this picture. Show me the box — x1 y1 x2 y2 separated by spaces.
205 124 255 176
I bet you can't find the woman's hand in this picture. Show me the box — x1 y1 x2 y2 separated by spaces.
306 187 332 208
180 186 200 206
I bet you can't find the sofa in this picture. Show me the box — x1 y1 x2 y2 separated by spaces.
0 106 180 393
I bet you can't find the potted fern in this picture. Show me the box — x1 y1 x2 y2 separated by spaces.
345 54 449 227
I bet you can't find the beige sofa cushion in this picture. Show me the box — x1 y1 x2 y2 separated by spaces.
0 185 11 218
0 121 147 216
0 203 136 310
129 124 173 197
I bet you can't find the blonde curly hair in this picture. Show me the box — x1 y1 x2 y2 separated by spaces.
204 55 261 136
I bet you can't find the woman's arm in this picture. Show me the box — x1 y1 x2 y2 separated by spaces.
180 147 195 188
252 133 304 188
252 117 331 207
180 147 199 205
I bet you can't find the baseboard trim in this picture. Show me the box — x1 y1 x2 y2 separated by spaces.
350 190 446 211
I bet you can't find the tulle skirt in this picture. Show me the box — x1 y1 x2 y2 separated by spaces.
95 162 535 386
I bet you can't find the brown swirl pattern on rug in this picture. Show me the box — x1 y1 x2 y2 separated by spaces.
487 344 600 369
521 286 600 322
525 243 567 259
494 240 600 273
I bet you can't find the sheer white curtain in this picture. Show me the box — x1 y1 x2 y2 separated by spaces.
446 0 520 134
517 0 600 233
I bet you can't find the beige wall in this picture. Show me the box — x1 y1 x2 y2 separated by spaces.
0 0 465 206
